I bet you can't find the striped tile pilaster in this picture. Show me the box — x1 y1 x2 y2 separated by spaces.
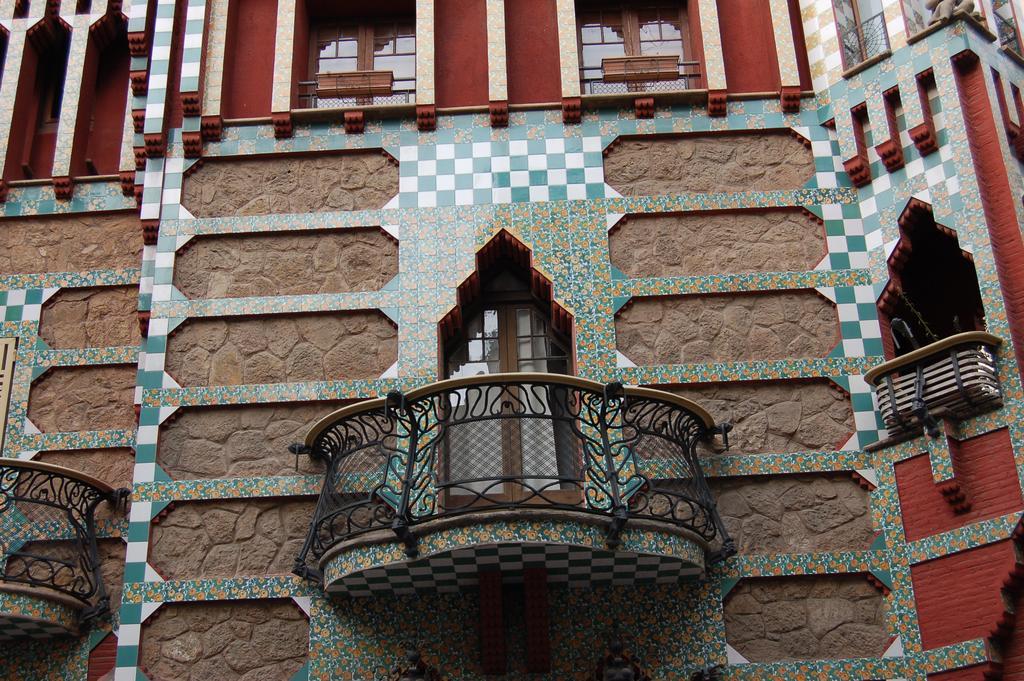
200 0 230 118
270 0 295 113
800 0 843 92
486 0 508 103
51 16 92 178
118 86 138 174
144 0 178 136
770 0 802 88
0 28 27 184
554 0 580 97
415 0 435 105
695 0 727 90
178 0 207 101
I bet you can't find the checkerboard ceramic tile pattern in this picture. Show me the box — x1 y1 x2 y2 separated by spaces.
397 137 607 207
328 543 701 596
0 616 75 641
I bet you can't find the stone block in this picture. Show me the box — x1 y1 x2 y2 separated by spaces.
725 575 886 661
604 131 814 195
669 379 854 454
164 311 397 387
35 448 135 489
609 210 825 278
173 228 398 299
140 599 308 681
28 365 137 432
148 499 314 580
38 286 140 349
0 213 141 275
710 474 873 554
158 402 346 479
181 151 398 217
615 291 838 365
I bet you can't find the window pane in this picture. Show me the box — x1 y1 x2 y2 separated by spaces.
336 38 358 58
518 338 532 360
318 57 357 73
582 42 625 68
374 36 396 55
318 42 336 59
516 308 531 335
639 39 683 58
396 36 415 53
482 309 499 337
375 54 414 79
603 22 625 43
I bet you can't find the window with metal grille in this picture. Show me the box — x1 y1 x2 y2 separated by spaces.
302 19 415 108
576 2 698 94
833 0 890 69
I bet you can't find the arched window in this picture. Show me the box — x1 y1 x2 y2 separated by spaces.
438 232 576 508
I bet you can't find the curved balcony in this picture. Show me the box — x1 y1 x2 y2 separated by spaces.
293 374 734 595
0 459 129 638
865 332 1003 442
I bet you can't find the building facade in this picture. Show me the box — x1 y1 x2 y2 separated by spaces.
2 0 1024 679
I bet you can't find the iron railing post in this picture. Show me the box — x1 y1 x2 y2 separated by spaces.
600 381 628 548
388 391 420 558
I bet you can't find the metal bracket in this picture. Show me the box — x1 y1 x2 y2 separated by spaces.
605 504 629 549
392 517 419 558
710 422 732 451
292 560 324 586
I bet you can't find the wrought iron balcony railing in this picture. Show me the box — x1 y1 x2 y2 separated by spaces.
293 374 734 584
838 11 890 68
865 332 1003 440
0 459 129 621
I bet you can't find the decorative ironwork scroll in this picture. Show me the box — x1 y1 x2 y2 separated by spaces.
293 374 735 584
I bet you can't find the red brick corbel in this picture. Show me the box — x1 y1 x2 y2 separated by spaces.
633 96 655 119
843 155 871 187
131 108 145 134
200 115 222 142
127 30 148 57
707 89 727 117
489 100 509 127
416 104 436 131
182 131 202 158
141 219 160 245
133 183 144 208
909 121 938 156
272 112 293 139
129 69 148 96
52 176 73 200
561 97 582 124
119 171 135 196
780 85 801 113
144 132 166 158
138 310 151 338
0 180 8 203
343 110 365 134
874 137 905 172
180 91 201 117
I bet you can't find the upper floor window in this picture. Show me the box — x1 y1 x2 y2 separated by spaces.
301 18 415 108
993 0 1022 54
576 2 699 95
834 0 890 69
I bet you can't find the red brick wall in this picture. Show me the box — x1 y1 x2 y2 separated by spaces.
896 429 1023 542
88 633 117 680
1003 579 1024 680
927 665 990 681
911 540 1017 650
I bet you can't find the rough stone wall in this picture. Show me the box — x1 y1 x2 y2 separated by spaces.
158 402 346 479
35 448 135 489
711 474 874 553
28 365 137 432
140 599 308 681
669 379 854 453
97 539 126 612
604 132 814 195
724 575 887 661
173 228 398 299
0 213 142 274
181 151 398 217
38 287 140 348
616 291 838 365
609 210 826 278
148 499 313 579
164 311 397 387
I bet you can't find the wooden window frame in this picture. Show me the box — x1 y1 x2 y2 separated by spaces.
575 2 692 84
